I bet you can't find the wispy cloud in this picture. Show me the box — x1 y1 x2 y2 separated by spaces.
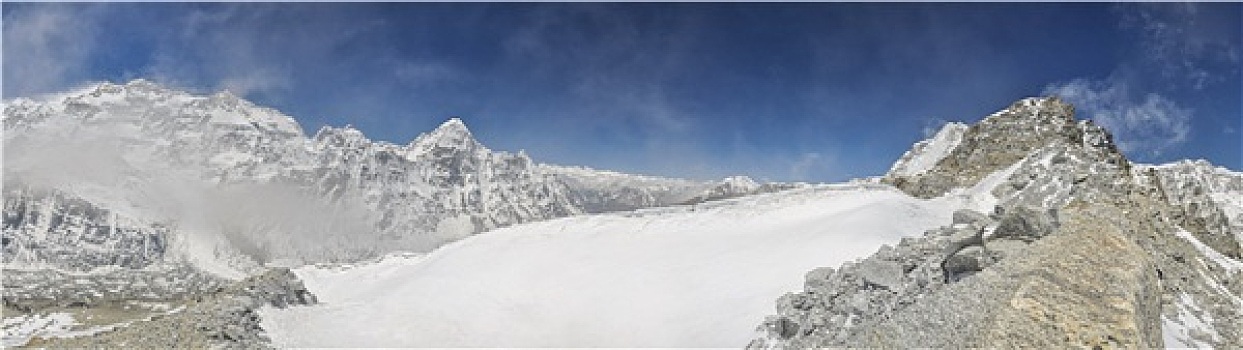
2 4 103 97
502 5 700 134
1043 78 1189 156
144 4 294 98
1117 3 1240 90
1044 3 1237 158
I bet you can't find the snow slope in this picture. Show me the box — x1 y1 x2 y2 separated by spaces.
259 184 958 347
886 122 967 177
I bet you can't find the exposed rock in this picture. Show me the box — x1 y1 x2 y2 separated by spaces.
753 96 1242 348
991 205 1058 242
844 202 1163 348
27 268 316 349
942 246 994 283
951 209 992 227
855 259 905 291
883 97 1082 198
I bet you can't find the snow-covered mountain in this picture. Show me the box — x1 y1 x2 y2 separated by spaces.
6 84 1241 348
1 80 770 278
1142 160 1243 237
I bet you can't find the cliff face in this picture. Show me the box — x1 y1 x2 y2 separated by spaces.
752 97 1243 348
2 80 761 277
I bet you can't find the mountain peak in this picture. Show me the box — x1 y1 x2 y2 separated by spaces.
116 79 169 95
406 117 484 157
431 117 472 138
125 78 160 89
883 96 1103 198
983 96 1075 126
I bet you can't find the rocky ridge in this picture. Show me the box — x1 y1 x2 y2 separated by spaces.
751 97 1243 348
2 80 770 275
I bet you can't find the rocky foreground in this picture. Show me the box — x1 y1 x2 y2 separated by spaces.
750 98 1242 348
8 268 314 348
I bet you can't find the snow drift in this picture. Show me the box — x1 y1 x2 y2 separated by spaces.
259 184 961 347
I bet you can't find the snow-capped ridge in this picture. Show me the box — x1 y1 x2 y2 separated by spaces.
6 82 783 277
982 96 1075 123
419 117 477 145
405 117 487 159
886 122 968 178
721 175 760 191
881 95 1109 199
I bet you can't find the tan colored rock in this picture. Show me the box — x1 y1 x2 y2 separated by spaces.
835 201 1163 348
977 202 1162 348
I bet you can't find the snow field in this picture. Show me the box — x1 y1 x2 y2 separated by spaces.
260 184 958 347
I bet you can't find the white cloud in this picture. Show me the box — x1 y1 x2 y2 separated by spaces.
1117 3 1240 90
143 4 293 99
1041 3 1234 159
2 4 102 97
1043 78 1190 157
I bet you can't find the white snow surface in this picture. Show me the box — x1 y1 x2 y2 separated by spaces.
886 122 967 177
260 184 958 347
2 312 113 347
1162 293 1221 349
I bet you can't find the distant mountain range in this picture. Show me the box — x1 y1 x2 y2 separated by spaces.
2 80 783 277
3 82 1240 348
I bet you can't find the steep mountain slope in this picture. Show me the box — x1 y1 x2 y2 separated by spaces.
2 80 778 347
258 184 961 347
1142 160 1243 243
752 97 1243 348
2 80 767 277
886 122 967 178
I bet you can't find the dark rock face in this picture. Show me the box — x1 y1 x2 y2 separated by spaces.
3 186 169 271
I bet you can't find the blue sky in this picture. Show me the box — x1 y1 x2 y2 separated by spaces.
4 3 1240 182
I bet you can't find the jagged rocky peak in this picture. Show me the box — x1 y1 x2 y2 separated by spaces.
13 79 305 137
406 117 487 158
418 117 477 147
753 96 1243 349
313 124 372 149
883 96 1128 199
981 96 1075 126
77 79 182 103
1147 159 1243 193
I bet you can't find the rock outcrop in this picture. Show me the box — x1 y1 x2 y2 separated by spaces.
25 268 316 349
752 97 1243 348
